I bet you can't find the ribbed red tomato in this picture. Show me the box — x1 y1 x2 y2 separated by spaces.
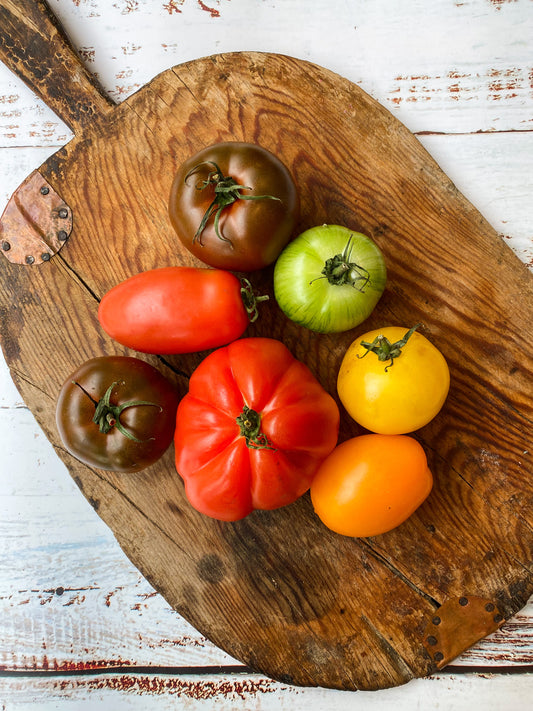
174 337 340 521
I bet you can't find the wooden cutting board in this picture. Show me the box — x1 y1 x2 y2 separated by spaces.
1 0 532 692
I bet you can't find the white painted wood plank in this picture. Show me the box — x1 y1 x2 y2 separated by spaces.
0 360 24 407
417 132 533 268
1 0 531 147
1 670 533 710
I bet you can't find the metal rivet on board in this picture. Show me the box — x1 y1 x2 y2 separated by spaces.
2 241 11 251
58 208 68 219
41 253 51 262
25 255 35 265
40 186 49 195
432 616 441 626
485 603 495 612
58 230 68 241
426 636 438 646
434 652 444 662
459 597 469 606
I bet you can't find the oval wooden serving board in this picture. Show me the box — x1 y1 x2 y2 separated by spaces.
1 0 532 692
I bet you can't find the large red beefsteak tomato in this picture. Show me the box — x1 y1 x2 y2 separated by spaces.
174 338 340 521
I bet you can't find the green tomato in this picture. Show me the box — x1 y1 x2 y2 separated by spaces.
273 224 387 333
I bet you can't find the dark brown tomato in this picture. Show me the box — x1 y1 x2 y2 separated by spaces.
169 142 299 272
56 356 179 473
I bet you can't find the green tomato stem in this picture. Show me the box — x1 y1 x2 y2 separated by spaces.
311 233 371 290
74 380 161 442
240 278 269 323
357 324 421 371
185 161 281 246
236 405 276 450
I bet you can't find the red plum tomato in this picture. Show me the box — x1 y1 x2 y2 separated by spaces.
98 266 266 355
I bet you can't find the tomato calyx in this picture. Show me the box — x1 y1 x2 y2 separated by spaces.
236 405 276 450
357 324 421 371
311 233 371 291
74 380 162 442
185 161 281 246
240 278 269 323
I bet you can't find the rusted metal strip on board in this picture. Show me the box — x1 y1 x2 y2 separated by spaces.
423 595 506 669
0 170 72 265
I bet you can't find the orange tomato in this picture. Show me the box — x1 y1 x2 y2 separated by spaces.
310 434 433 537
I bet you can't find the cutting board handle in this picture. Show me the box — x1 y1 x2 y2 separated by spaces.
0 0 115 135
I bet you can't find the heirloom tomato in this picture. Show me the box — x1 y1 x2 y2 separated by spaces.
273 224 386 333
169 142 299 271
337 325 450 434
311 434 433 537
174 337 340 521
98 266 267 354
56 356 179 473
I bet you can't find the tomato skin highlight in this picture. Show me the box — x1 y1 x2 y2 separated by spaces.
169 142 299 272
273 224 387 334
337 326 450 434
310 434 433 537
174 337 340 521
56 356 179 473
98 266 253 355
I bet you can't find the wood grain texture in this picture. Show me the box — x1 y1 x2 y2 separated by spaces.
0 0 114 133
1 43 532 691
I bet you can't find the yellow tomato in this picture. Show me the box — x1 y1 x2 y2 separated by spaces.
337 325 450 434
310 434 433 537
